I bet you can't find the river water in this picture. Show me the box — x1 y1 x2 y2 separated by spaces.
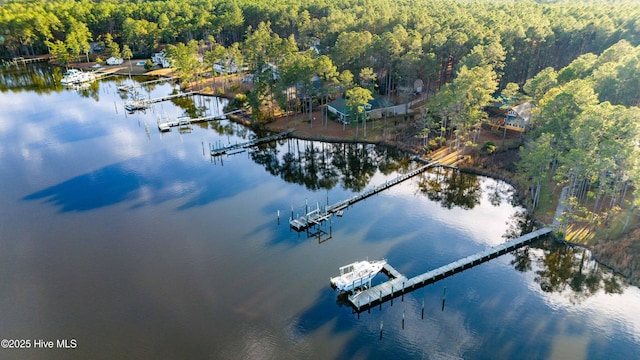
0 65 639 359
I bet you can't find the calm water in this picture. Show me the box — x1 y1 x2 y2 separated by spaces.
1 65 639 359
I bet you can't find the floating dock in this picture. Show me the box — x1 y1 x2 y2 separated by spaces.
209 130 293 156
347 227 553 312
290 161 440 231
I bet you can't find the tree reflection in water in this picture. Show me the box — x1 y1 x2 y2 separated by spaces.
249 138 411 192
504 211 625 302
0 63 61 93
417 167 482 209
247 134 627 302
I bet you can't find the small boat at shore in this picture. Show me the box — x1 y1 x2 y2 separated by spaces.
330 259 386 292
61 69 97 85
60 69 82 85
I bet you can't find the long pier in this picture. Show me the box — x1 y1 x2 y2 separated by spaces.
143 91 196 105
125 91 195 111
118 77 177 92
347 227 553 312
157 109 244 131
290 161 440 231
9 56 49 66
209 130 293 156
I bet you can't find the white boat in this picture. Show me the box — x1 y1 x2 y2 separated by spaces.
124 90 149 112
61 69 96 85
60 69 82 85
124 100 148 112
156 113 172 132
75 71 96 84
330 259 386 292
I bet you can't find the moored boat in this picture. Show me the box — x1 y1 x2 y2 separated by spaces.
330 259 386 292
61 69 97 85
60 69 82 85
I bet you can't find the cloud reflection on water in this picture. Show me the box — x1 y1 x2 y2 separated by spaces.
22 151 252 212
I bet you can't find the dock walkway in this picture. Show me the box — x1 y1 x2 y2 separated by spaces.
209 130 293 156
125 91 195 111
157 109 244 131
290 161 440 231
348 227 553 311
118 77 177 92
9 56 49 66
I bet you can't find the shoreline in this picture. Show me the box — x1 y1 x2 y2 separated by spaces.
70 60 640 286
253 113 640 287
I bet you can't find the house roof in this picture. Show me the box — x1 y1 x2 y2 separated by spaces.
511 102 535 123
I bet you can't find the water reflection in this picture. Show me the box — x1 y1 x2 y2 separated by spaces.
0 63 61 93
417 168 482 209
22 151 251 212
5 62 640 360
503 211 626 301
249 138 412 192
532 240 624 299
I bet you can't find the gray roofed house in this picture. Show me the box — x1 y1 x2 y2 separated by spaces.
327 97 399 124
506 102 535 129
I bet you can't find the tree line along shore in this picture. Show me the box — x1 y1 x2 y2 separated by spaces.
2 0 639 285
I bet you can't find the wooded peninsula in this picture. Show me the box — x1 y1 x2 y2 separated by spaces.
2 0 639 284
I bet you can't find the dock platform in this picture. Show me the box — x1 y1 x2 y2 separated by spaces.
347 227 553 311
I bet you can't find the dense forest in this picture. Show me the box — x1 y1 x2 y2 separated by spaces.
1 0 639 246
2 0 639 86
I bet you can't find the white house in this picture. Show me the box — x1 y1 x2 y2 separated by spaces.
506 102 535 129
151 52 170 68
106 57 123 65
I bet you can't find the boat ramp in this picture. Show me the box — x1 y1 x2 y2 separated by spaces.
347 227 553 312
209 130 293 156
290 161 440 231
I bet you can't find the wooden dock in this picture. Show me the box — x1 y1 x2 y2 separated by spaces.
346 227 553 311
142 91 196 105
118 77 176 92
9 56 49 66
157 109 244 131
209 130 293 156
290 161 440 231
157 114 191 132
125 91 195 111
